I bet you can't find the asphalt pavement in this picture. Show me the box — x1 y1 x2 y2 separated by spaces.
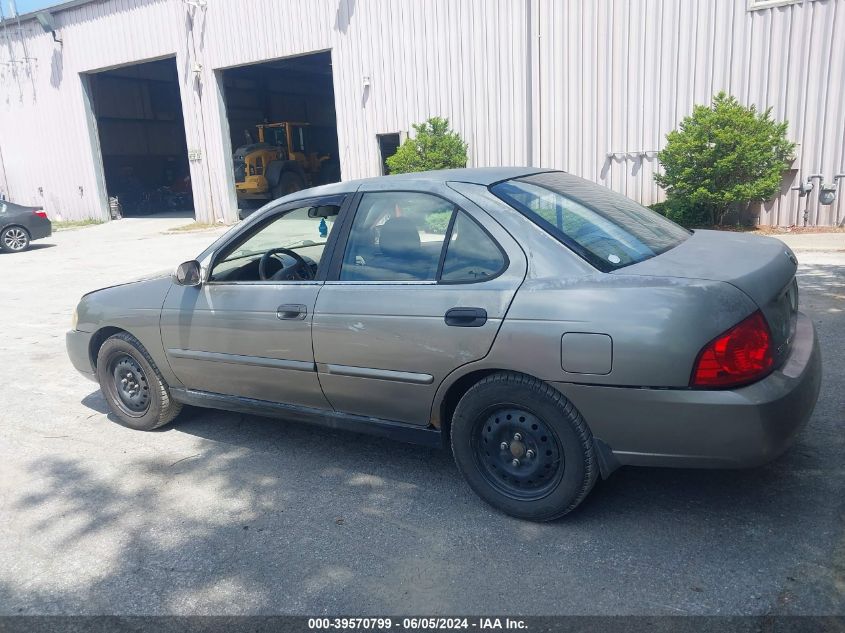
0 217 842 615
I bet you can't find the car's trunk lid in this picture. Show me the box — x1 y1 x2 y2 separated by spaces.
617 229 799 367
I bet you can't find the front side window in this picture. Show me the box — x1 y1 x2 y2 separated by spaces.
268 127 288 150
340 192 455 281
210 203 339 282
491 171 689 271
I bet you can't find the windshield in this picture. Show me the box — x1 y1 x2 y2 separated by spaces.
262 126 288 149
491 172 689 271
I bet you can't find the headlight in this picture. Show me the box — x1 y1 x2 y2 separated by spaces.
71 306 79 330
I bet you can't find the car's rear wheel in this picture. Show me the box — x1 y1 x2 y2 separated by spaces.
96 332 182 430
450 372 598 521
1 226 30 253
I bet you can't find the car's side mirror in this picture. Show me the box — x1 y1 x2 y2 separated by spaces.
174 260 202 287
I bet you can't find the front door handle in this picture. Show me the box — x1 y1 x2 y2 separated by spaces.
445 307 487 327
277 304 307 320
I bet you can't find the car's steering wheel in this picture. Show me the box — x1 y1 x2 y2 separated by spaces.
258 247 313 281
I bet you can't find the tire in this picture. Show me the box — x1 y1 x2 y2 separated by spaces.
271 170 305 199
450 371 598 521
318 159 341 185
1 226 30 253
96 332 182 431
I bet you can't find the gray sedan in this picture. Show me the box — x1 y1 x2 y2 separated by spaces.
66 168 821 521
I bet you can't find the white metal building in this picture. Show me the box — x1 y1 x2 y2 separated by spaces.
0 0 843 225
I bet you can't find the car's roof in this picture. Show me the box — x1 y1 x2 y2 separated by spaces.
0 200 41 213
284 167 554 201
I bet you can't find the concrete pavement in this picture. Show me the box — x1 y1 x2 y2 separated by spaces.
0 220 842 615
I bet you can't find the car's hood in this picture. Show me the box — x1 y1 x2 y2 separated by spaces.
75 272 176 333
82 269 172 298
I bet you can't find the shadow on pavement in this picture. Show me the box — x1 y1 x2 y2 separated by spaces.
0 243 57 254
8 263 840 615
797 263 845 306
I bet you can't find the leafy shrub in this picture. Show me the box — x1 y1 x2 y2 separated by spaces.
649 200 711 228
386 117 468 174
654 92 794 225
425 210 452 234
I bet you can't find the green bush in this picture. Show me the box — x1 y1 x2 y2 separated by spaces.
649 200 711 228
654 92 794 225
386 117 468 174
425 211 452 234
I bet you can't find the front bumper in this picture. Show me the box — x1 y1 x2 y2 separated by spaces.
555 312 822 469
235 177 270 199
66 329 96 382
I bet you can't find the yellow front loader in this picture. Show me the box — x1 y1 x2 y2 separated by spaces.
233 122 332 205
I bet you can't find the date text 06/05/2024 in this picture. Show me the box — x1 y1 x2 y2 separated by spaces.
307 617 528 630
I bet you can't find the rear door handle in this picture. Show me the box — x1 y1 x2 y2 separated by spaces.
277 304 307 320
444 307 487 327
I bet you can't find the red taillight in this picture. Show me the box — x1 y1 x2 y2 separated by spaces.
33 209 47 219
691 310 774 388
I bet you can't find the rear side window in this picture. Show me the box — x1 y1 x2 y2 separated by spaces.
441 211 506 283
491 171 689 271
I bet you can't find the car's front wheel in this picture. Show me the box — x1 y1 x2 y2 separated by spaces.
450 372 598 521
1 226 30 252
96 332 182 430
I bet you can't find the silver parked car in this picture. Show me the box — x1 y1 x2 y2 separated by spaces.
67 168 821 520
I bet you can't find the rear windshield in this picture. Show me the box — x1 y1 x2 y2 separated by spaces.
491 171 689 271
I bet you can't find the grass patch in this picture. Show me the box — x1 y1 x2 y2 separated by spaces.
168 222 220 232
53 219 105 231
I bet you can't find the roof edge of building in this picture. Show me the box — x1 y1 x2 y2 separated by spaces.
1 0 97 26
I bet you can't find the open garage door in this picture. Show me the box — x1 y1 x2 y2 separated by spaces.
221 51 340 219
87 58 194 219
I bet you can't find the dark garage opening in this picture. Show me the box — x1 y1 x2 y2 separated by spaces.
221 51 340 216
88 58 194 218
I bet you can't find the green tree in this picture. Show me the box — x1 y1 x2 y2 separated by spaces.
386 117 468 174
654 92 794 225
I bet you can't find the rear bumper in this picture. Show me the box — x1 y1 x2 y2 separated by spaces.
554 311 822 469
66 329 96 381
30 218 52 241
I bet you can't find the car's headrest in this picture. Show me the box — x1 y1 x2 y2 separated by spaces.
379 217 420 257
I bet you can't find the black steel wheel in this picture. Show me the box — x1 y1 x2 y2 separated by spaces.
450 372 598 521
472 407 564 501
96 332 182 430
108 353 151 416
1 226 30 253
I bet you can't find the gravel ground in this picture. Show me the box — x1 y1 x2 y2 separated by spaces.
0 217 842 616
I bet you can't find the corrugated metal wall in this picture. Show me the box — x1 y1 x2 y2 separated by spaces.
536 0 845 226
0 0 842 225
0 0 192 220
